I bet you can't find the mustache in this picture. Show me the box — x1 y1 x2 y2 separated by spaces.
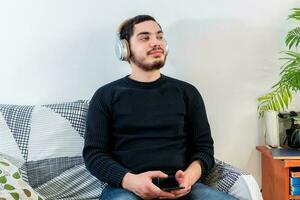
147 48 164 55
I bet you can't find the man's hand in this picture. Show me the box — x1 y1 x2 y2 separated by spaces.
121 171 176 199
170 170 193 198
160 160 202 199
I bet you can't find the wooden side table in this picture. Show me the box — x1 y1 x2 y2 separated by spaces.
257 146 300 200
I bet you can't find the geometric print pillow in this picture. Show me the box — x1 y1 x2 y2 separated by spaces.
0 100 89 187
202 159 262 200
0 100 107 199
202 159 248 193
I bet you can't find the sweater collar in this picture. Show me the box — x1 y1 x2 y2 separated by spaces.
123 73 166 88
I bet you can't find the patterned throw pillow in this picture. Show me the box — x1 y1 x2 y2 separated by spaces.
0 155 44 200
0 100 106 199
0 100 89 186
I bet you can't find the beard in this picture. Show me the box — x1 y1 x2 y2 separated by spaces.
130 50 166 72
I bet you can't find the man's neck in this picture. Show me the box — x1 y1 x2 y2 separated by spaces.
129 65 161 82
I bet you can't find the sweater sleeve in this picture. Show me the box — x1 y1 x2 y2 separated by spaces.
185 87 214 177
83 90 131 187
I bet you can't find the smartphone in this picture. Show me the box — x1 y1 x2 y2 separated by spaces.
152 175 185 191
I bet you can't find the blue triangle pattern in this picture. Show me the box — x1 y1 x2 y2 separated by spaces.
41 100 89 137
0 104 34 161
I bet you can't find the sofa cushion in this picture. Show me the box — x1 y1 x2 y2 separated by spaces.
0 105 31 167
25 156 83 188
0 100 106 199
202 159 262 200
35 163 107 200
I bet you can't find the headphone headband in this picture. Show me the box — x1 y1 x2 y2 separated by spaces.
116 18 131 36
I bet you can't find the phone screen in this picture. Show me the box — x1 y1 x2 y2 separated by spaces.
162 186 185 191
153 175 185 191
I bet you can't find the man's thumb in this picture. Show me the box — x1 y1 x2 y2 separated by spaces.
148 171 168 178
175 170 184 182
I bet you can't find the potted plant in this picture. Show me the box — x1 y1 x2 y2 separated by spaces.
258 8 300 117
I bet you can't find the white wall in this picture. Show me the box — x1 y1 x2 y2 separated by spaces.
1 0 300 186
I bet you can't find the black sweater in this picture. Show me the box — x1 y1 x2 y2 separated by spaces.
83 74 214 187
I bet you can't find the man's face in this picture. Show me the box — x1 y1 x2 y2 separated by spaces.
129 20 167 71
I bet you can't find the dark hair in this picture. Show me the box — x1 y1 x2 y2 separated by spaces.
119 15 162 42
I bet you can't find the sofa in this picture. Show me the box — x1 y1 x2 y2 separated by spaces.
0 100 262 200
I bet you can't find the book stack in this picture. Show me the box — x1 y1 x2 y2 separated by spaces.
290 168 300 195
272 148 300 159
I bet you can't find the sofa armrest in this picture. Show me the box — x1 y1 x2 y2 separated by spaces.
202 159 262 200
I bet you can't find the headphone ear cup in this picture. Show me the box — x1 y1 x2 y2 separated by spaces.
164 39 169 56
122 39 130 61
115 38 130 61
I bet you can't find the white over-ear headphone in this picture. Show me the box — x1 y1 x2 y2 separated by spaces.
115 19 131 61
115 19 169 62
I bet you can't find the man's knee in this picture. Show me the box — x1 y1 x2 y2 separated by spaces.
188 183 238 200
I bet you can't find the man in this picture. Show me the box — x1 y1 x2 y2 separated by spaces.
83 15 237 200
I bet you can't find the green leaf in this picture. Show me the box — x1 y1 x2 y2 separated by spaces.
257 96 271 101
4 184 15 190
282 87 291 107
12 172 21 179
285 27 300 49
276 94 285 109
10 192 19 200
38 196 44 200
296 38 300 48
283 51 300 58
271 99 278 110
282 92 289 107
0 176 7 184
0 198 7 200
288 9 300 21
23 189 31 197
0 161 9 166
291 16 300 20
257 85 293 117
